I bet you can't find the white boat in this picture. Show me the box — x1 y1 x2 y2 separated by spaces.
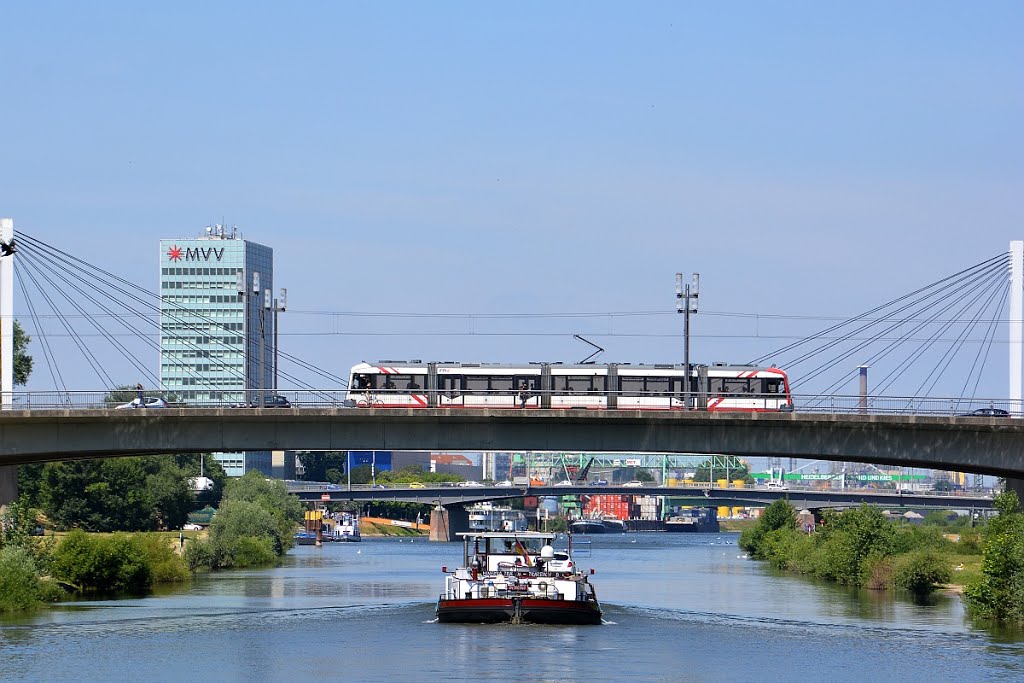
436 531 602 625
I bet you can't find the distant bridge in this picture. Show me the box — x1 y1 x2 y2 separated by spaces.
290 483 993 510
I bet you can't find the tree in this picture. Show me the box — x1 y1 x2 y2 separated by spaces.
298 451 348 482
39 456 196 532
693 455 752 483
12 320 32 386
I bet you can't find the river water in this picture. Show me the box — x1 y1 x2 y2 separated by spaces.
1 533 1022 682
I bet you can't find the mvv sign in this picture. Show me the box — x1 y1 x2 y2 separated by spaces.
166 245 225 262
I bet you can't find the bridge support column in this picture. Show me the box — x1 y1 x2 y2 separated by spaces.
1005 478 1024 505
0 464 16 512
429 503 469 542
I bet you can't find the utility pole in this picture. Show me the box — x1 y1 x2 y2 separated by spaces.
273 288 286 392
676 273 699 409
261 286 270 406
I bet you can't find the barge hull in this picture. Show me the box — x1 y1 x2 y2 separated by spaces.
437 598 602 625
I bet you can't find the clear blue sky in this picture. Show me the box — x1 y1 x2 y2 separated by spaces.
2 3 1022 399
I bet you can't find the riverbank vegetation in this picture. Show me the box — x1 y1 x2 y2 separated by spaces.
739 500 970 598
17 454 227 532
963 491 1024 626
184 472 303 571
1 469 303 611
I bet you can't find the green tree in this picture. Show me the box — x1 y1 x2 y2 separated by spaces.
219 471 302 553
9 320 33 386
814 506 896 586
39 456 195 532
298 451 348 482
964 490 1024 624
739 499 797 558
0 546 51 612
693 455 752 483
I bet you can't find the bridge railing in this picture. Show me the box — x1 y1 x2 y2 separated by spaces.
0 389 1018 417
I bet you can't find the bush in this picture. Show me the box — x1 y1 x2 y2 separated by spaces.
230 536 277 568
893 550 952 597
183 538 215 572
131 534 190 583
50 530 152 593
0 546 49 612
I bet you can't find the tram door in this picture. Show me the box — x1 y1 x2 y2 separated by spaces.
438 375 464 406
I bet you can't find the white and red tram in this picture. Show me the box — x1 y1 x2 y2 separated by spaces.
347 361 791 412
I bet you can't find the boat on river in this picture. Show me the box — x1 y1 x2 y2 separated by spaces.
569 516 627 534
664 507 719 533
436 531 602 625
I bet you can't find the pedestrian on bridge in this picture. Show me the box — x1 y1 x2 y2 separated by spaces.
136 383 145 407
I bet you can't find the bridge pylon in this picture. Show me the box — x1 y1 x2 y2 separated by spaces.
0 217 14 510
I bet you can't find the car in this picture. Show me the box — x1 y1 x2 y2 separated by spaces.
622 480 645 488
457 480 484 487
958 407 1010 417
553 480 575 487
182 523 203 531
115 397 169 409
495 480 515 487
543 550 574 573
591 479 609 486
235 394 291 408
408 482 426 489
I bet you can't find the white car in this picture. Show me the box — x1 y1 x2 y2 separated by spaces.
622 480 645 488
495 480 515 487
182 523 203 531
116 397 169 409
458 480 484 487
554 480 575 487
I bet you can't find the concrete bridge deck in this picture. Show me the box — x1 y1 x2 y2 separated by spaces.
0 407 1020 477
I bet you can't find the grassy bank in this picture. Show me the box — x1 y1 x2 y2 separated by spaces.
360 517 428 537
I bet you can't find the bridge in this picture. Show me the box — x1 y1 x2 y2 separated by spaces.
1 406 1020 476
1 221 1024 526
289 482 993 510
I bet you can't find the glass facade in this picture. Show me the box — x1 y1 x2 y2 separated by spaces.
159 230 275 476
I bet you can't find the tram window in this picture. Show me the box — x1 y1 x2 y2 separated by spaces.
491 375 515 395
723 379 750 396
708 377 724 395
646 377 671 396
405 374 425 390
764 379 782 394
565 376 592 393
620 376 645 397
463 376 489 395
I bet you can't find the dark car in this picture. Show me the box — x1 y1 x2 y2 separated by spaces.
233 394 292 408
958 407 1010 418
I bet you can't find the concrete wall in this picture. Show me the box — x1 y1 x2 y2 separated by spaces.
0 464 15 509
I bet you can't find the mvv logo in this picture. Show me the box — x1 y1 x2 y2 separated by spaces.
167 245 225 262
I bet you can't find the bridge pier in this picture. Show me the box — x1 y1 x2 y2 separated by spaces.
429 503 469 542
1005 478 1024 505
0 464 16 512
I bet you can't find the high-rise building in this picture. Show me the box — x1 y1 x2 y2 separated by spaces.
159 225 276 476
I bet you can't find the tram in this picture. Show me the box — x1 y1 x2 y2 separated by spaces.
346 361 792 412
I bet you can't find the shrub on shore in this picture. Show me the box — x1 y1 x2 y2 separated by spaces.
50 530 189 593
0 546 62 612
741 502 964 595
964 491 1024 625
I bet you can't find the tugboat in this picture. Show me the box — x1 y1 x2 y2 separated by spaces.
436 531 602 625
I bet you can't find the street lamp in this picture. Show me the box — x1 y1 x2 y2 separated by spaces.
676 273 699 409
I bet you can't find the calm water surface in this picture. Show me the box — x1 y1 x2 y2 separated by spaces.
2 533 1022 682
